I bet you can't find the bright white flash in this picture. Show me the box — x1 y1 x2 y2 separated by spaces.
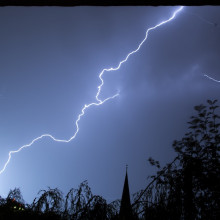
204 74 220 83
0 6 184 175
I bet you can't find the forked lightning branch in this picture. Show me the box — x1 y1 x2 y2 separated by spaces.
3 6 216 175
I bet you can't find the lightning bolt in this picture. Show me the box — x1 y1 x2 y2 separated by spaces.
0 6 184 175
204 74 220 83
185 11 218 28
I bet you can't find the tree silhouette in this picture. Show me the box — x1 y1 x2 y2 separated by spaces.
63 180 118 219
32 187 63 214
132 99 220 220
7 187 24 204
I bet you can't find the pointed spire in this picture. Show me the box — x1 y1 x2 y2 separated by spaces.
119 165 133 219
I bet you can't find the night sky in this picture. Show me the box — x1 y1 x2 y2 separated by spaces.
0 6 220 204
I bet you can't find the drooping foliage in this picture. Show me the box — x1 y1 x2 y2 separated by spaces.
0 182 121 219
132 99 220 220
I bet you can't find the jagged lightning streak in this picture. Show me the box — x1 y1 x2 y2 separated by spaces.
0 6 184 175
0 95 118 175
204 74 220 83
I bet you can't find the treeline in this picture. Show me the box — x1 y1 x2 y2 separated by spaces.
0 100 219 219
0 181 121 220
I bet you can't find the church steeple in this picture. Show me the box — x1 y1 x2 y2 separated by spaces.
119 165 133 219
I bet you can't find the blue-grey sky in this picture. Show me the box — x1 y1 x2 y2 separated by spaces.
0 6 220 204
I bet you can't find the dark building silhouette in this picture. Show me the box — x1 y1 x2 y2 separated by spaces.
119 166 133 220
